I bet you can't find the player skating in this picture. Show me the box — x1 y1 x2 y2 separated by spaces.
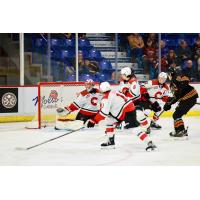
163 66 198 137
56 79 102 129
119 67 150 133
85 82 157 151
140 72 170 129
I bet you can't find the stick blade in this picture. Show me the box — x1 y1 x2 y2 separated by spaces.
15 147 28 151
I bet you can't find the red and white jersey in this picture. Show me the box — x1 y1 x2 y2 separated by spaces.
119 77 141 102
142 79 170 103
93 90 135 123
66 88 103 116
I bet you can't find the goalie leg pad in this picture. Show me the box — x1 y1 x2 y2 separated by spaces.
55 119 84 131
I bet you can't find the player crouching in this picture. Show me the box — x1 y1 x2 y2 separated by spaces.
141 72 170 130
55 79 102 130
85 82 157 152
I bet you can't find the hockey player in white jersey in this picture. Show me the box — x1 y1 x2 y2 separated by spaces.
56 79 102 128
85 82 157 151
119 67 150 133
141 72 170 129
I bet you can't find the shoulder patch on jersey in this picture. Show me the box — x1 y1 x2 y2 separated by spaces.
80 89 89 96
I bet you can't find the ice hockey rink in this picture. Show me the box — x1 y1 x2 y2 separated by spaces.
0 116 199 166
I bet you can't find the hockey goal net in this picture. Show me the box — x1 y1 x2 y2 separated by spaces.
27 82 88 129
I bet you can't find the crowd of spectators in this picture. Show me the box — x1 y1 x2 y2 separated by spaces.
119 33 200 81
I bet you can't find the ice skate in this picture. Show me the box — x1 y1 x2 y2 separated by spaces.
146 126 151 134
150 120 162 129
169 129 188 138
146 141 158 152
101 134 115 149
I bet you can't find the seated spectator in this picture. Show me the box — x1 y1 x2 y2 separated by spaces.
78 51 99 75
176 39 192 65
182 60 198 82
197 57 200 81
127 33 144 61
146 33 158 49
161 57 168 72
143 38 157 75
161 40 168 58
78 33 87 39
64 33 74 39
167 49 179 68
192 37 200 62
160 40 169 72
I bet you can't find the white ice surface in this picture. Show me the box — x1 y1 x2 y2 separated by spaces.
0 117 200 166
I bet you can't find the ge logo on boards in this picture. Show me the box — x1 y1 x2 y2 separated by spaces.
2 92 17 109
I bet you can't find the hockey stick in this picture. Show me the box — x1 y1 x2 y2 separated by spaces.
15 127 84 151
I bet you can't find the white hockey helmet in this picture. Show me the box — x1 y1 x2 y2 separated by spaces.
99 82 111 93
121 67 132 77
158 72 167 84
85 79 94 91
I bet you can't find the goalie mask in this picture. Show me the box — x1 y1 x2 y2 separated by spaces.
85 79 95 91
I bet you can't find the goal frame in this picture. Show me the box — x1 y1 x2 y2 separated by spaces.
37 81 99 129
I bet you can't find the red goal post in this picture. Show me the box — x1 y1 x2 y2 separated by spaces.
27 81 99 129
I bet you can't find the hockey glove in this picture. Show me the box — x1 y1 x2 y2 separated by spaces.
151 101 161 112
85 119 96 128
163 102 172 111
143 92 150 100
56 107 70 117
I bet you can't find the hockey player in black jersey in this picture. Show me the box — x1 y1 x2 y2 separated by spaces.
163 66 198 137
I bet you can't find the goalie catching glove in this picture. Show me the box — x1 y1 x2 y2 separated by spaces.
56 107 70 117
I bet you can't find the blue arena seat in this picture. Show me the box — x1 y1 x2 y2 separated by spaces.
66 74 76 81
50 39 63 49
95 73 111 82
63 38 75 49
79 73 95 81
34 38 47 53
78 38 91 50
88 49 102 61
79 49 89 59
61 49 75 62
99 59 113 71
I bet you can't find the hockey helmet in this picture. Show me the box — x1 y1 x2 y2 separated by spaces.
85 79 95 91
158 72 167 84
99 82 111 93
121 67 132 77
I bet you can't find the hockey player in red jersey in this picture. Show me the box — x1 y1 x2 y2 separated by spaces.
119 67 150 133
56 79 102 124
140 72 170 129
85 82 157 151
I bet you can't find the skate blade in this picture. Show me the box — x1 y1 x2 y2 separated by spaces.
101 145 115 150
151 127 161 130
172 136 189 141
146 147 158 152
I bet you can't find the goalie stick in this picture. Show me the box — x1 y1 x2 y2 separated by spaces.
15 127 84 151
